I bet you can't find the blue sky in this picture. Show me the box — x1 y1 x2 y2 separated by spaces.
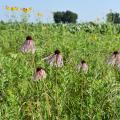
0 0 120 23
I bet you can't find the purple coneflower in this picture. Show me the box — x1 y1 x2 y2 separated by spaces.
20 36 35 54
43 49 63 67
77 60 88 73
33 67 46 81
107 51 120 67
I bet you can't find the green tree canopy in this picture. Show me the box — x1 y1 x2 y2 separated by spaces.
53 10 78 23
106 12 120 24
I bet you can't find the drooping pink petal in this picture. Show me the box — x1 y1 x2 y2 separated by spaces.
33 67 46 81
44 50 64 67
20 36 35 54
77 60 88 73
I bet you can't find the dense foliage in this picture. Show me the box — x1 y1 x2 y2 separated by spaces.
106 12 120 24
1 22 120 120
53 11 78 23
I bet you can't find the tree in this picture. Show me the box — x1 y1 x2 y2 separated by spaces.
62 11 78 23
53 10 78 23
53 12 64 23
106 12 120 24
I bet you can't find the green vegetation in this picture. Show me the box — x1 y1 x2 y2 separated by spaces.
1 22 120 120
106 11 120 24
53 11 78 23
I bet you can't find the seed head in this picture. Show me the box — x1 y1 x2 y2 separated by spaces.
81 60 86 64
26 36 32 40
36 67 43 72
113 51 119 57
54 49 60 55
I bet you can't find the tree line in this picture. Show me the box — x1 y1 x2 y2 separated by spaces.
53 10 120 24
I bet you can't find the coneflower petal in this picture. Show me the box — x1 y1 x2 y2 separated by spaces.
20 39 35 54
33 68 46 81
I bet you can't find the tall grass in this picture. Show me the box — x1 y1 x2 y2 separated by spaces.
0 22 120 120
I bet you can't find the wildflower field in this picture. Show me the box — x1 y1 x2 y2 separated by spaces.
1 22 120 120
